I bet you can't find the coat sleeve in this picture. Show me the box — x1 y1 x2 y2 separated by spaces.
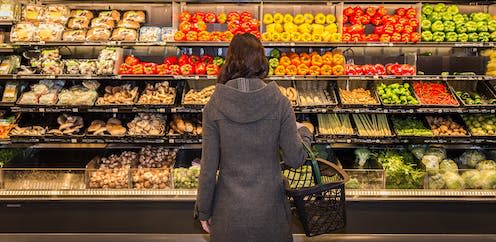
195 109 220 221
279 99 312 168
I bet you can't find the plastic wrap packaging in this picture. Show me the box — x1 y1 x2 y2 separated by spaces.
10 22 36 42
117 20 140 29
41 60 63 75
90 17 115 29
70 10 94 20
0 55 20 74
0 1 15 20
98 10 120 22
2 81 18 103
96 60 115 75
161 27 174 41
57 84 98 106
35 23 64 42
67 17 91 30
64 59 80 74
79 60 97 75
42 5 70 24
139 27 161 42
86 27 111 41
110 28 137 41
62 29 87 42
98 47 117 61
22 5 43 22
122 11 145 23
39 89 59 105
41 48 60 60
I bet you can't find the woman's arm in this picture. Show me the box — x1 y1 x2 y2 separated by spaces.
196 110 220 221
279 100 312 168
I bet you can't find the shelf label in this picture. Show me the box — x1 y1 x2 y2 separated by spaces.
111 108 118 113
39 108 45 112
158 108 166 113
169 139 174 144
72 108 78 112
71 138 77 143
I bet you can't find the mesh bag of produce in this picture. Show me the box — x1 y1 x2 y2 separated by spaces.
281 144 349 237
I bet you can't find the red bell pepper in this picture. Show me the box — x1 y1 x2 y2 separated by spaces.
401 33 411 42
391 32 402 42
164 56 178 65
374 64 386 75
394 23 404 33
398 17 409 25
367 34 380 42
376 6 388 16
188 55 201 65
204 12 217 23
227 22 239 33
222 31 234 41
186 31 198 41
342 33 352 42
132 63 144 74
125 55 140 66
198 31 210 41
179 12 192 22
409 19 419 29
384 24 395 35
179 21 192 33
380 34 391 42
192 12 205 23
406 8 417 19
169 65 180 75
349 15 360 25
240 11 253 22
351 33 362 42
410 32 421 43
217 13 227 24
374 25 385 35
201 55 213 65
366 7 376 17
195 62 206 75
403 24 414 34
157 64 169 75
143 63 158 75
361 15 371 25
396 8 406 16
206 64 219 76
194 21 207 32
371 16 382 26
343 7 355 17
174 31 185 41
343 15 349 24
354 7 364 16
180 64 195 75
119 63 133 74
178 54 190 66
227 12 240 23
210 31 223 41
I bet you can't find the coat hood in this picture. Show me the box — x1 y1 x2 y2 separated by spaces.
209 78 284 123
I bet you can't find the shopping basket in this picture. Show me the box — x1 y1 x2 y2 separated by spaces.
281 144 349 237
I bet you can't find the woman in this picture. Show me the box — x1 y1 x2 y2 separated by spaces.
195 33 312 242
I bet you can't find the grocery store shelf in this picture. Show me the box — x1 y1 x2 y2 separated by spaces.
315 136 496 145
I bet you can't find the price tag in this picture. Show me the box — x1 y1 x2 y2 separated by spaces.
491 109 495 114
48 75 56 79
112 108 118 113
320 108 327 113
198 139 202 143
158 108 166 113
201 108 205 112
169 139 174 144
71 138 77 143
170 108 177 113
39 108 45 112
72 108 78 112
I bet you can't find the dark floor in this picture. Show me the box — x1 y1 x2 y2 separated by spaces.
0 234 496 242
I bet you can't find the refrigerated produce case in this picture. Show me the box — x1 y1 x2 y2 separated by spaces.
0 0 496 235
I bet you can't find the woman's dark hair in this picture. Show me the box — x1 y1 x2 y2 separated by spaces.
217 33 268 84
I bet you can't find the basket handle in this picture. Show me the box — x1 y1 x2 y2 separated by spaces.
302 143 323 186
316 157 350 183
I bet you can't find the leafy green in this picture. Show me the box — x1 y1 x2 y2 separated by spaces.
378 150 424 189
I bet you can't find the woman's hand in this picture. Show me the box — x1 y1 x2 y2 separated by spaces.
201 219 212 233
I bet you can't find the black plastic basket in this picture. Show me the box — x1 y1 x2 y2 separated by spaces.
282 144 349 237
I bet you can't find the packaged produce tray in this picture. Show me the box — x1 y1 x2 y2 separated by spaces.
424 115 471 138
412 81 460 108
1 168 86 190
181 79 216 108
461 114 496 137
295 81 337 108
391 115 434 137
344 169 386 190
9 113 47 141
376 80 421 108
448 80 496 107
426 169 496 190
172 165 200 189
337 80 381 108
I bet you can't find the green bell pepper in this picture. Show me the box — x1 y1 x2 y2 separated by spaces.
491 31 496 41
431 21 445 32
468 32 479 42
446 5 459 15
421 19 432 31
433 32 446 42
444 21 456 32
477 21 488 33
269 58 279 68
456 23 467 34
269 48 281 59
452 14 465 25
472 12 489 23
421 31 433 42
458 33 469 42
429 12 442 23
434 3 447 13
422 4 434 16
268 67 274 76
441 13 453 22
488 20 496 32
463 14 469 22
213 56 225 66
479 32 490 42
446 32 458 42
466 21 478 33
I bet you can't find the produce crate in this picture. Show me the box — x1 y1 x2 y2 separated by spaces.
86 156 133 189
172 166 200 189
344 169 385 189
95 81 140 106
1 168 86 190
295 80 337 107
448 80 496 107
9 113 48 141
426 169 495 190
461 114 496 137
83 113 132 140
424 115 471 138
337 80 381 108
391 115 434 137
274 80 299 106
351 113 394 137
376 80 421 107
166 113 202 142
315 113 356 138
412 81 459 108
181 79 216 107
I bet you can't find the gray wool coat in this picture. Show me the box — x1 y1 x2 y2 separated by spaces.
196 78 312 242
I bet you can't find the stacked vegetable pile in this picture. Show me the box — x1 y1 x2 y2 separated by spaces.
268 49 345 76
174 11 260 41
392 116 433 136
412 81 458 105
342 6 420 42
379 149 424 189
426 116 469 136
377 82 419 105
346 63 415 76
261 12 340 42
462 114 496 136
421 3 496 42
118 54 224 76
455 90 496 105
352 114 392 136
339 87 379 105
173 165 201 189
317 114 354 135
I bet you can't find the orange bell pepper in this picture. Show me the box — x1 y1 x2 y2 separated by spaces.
310 51 320 56
297 64 309 75
311 55 323 67
291 57 301 66
320 64 333 75
279 56 291 67
288 52 299 59
275 65 286 75
300 54 311 67
333 53 345 66
285 65 297 75
332 64 345 75
309 66 321 75
321 53 333 66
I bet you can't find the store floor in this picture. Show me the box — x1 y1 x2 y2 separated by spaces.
0 234 496 242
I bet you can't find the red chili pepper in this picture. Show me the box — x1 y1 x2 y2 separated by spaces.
413 82 458 105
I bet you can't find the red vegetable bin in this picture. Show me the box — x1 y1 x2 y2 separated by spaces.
412 81 459 106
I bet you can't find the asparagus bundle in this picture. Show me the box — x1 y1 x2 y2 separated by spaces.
352 114 392 136
317 114 354 135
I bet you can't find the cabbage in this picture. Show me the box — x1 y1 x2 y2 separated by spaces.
428 173 446 189
476 160 496 171
459 150 486 168
422 154 440 174
439 159 458 173
443 171 465 189
410 145 426 160
425 147 447 161
480 170 496 189
461 170 482 189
